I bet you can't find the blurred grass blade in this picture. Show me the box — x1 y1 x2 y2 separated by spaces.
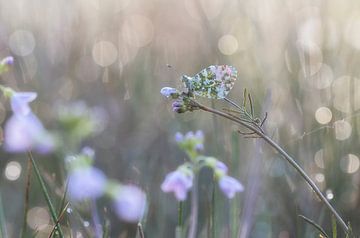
177 201 183 237
48 202 69 238
0 190 8 238
102 217 110 238
137 223 145 238
298 215 329 238
210 183 215 238
57 181 69 216
332 215 337 238
28 151 64 238
21 158 32 238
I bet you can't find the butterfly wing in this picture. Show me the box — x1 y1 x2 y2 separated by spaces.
188 65 237 99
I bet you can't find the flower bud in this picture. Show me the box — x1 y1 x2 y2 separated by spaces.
160 87 180 99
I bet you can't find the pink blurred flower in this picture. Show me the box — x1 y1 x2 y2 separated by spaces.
161 170 193 201
218 175 244 199
113 185 146 223
68 167 107 201
4 113 55 153
10 92 37 116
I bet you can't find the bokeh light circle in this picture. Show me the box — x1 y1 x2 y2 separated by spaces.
184 0 224 20
332 76 360 113
326 189 334 200
314 173 325 183
314 149 325 169
122 15 154 48
315 107 332 124
92 41 118 67
4 161 21 181
218 34 238 55
308 64 334 89
345 16 360 50
298 18 322 46
334 120 352 141
340 154 360 174
89 0 130 12
27 207 50 230
296 40 323 77
9 30 36 56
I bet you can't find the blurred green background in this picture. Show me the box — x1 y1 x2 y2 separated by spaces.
0 0 360 237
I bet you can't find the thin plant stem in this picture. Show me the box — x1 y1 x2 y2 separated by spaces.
210 177 215 238
48 203 69 238
137 223 145 238
0 190 8 238
190 99 350 234
21 157 32 238
332 215 337 238
224 98 242 110
298 215 329 238
187 173 199 238
178 201 183 235
91 199 102 238
27 151 65 237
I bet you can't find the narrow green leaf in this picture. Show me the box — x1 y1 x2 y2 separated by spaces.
331 215 337 238
28 152 64 238
298 215 329 238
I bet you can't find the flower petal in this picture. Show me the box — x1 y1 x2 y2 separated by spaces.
68 167 107 201
10 92 37 116
113 185 146 223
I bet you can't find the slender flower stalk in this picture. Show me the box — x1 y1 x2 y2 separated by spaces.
91 199 102 238
177 201 183 237
189 99 350 234
188 173 199 238
20 158 32 238
0 190 8 238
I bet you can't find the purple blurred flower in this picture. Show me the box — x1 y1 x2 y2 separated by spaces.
1 56 14 66
175 130 204 152
68 167 107 201
215 161 228 174
174 132 184 143
81 146 95 159
160 87 179 98
218 175 244 199
10 92 37 116
113 185 147 223
161 170 193 201
4 113 55 153
171 100 184 113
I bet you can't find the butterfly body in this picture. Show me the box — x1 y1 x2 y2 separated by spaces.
181 65 237 99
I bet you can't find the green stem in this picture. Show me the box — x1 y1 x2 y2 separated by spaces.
137 223 145 238
192 100 349 234
21 158 32 238
187 173 198 238
28 152 64 238
211 181 215 238
178 201 183 227
0 190 8 238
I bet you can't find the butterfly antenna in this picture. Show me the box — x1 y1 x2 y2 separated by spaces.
166 64 181 76
224 97 242 110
